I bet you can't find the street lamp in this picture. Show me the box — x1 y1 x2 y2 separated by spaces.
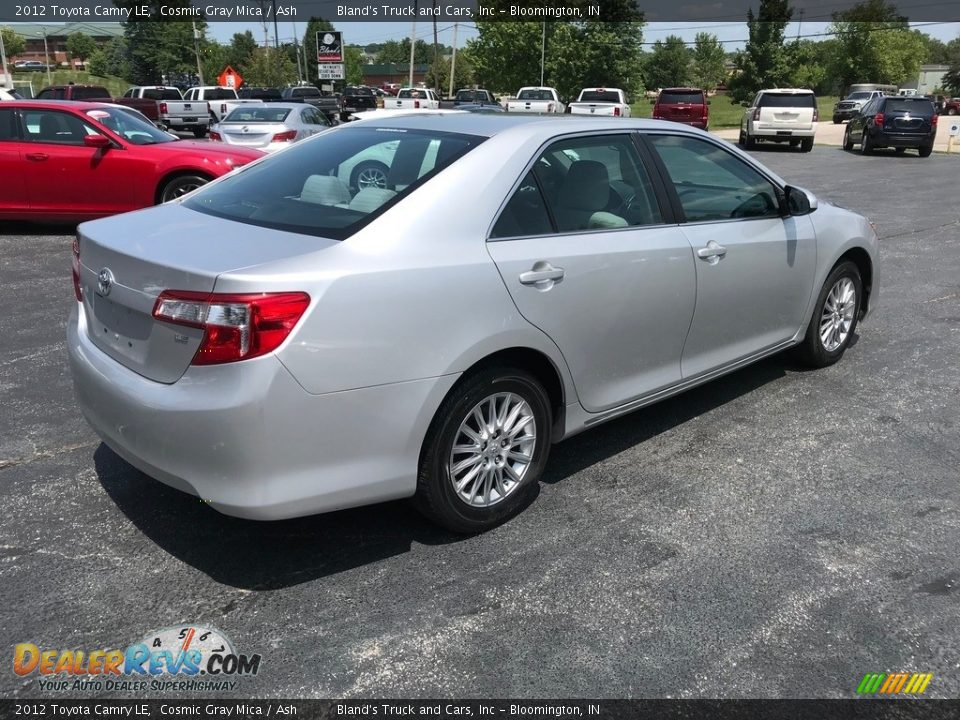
0 29 10 90
32 27 52 86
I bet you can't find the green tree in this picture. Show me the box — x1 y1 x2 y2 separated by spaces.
376 38 431 65
226 30 257 70
87 49 108 77
344 45 364 85
827 0 926 91
1 27 26 58
302 17 334 84
943 66 960 96
786 40 829 92
66 32 97 68
690 32 725 92
645 36 691 91
116 1 206 84
240 47 297 87
727 0 793 103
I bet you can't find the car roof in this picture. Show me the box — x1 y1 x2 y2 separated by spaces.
342 113 719 140
758 88 815 94
660 88 703 93
2 100 116 110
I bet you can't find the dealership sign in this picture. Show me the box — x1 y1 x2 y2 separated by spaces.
316 31 343 63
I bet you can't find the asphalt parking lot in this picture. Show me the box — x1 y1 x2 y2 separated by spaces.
2 146 959 700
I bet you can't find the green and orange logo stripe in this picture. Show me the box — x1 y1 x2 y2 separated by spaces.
857 673 933 695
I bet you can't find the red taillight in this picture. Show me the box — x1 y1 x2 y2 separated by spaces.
613 106 620 116
752 108 760 121
414 99 420 109
931 113 938 127
271 130 297 142
813 108 819 122
71 236 82 302
159 101 168 115
874 112 884 126
152 291 310 365
209 130 221 141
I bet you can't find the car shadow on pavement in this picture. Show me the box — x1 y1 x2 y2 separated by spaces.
96 355 793 590
2 221 77 236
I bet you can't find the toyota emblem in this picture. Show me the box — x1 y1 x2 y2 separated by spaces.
97 268 114 296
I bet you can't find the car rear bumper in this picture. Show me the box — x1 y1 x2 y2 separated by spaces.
165 118 209 127
833 110 858 120
869 130 935 148
751 124 817 139
655 118 708 129
67 303 458 520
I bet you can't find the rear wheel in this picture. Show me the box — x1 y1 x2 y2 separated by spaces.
159 174 210 203
800 137 814 152
743 128 756 149
414 367 552 533
919 144 933 158
860 130 873 155
947 107 957 116
794 261 862 368
192 127 208 138
895 147 906 155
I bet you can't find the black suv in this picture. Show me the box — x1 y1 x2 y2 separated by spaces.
843 96 937 157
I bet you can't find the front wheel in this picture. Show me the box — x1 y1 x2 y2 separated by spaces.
159 174 210 203
192 127 208 138
414 367 552 533
842 126 854 151
793 261 862 368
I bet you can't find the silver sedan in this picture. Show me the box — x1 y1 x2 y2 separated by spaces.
68 116 879 533
209 102 332 152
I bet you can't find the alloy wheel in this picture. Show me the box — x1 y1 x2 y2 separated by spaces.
820 277 857 352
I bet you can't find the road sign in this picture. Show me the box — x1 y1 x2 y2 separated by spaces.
218 65 242 89
318 64 344 80
317 31 343 63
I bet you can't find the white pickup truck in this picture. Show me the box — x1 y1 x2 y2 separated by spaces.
568 88 632 117
505 87 565 114
116 86 210 136
183 86 262 123
388 88 441 110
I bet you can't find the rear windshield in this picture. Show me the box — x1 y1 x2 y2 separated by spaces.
291 87 320 97
759 93 816 108
398 89 429 99
223 107 292 123
658 91 702 104
517 89 554 100
240 88 282 99
346 87 374 96
580 90 623 103
204 88 237 100
183 127 484 240
883 98 934 114
142 88 182 100
456 90 489 102
72 86 110 100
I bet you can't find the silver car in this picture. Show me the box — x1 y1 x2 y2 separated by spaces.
68 116 879 533
210 102 331 152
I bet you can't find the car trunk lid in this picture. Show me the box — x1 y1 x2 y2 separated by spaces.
758 93 816 129
76 203 336 383
218 122 284 147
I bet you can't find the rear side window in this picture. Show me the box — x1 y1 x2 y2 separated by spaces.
884 99 934 114
184 127 483 240
580 91 624 103
71 87 110 100
648 135 781 222
37 88 64 100
491 171 554 239
758 93 816 108
658 91 703 104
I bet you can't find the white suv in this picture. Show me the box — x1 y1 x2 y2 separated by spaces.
739 89 818 152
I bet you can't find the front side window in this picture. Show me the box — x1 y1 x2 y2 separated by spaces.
21 109 98 145
183 126 483 240
531 134 663 233
85 107 177 145
648 134 781 222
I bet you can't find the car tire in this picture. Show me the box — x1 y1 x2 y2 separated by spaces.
918 145 933 158
794 261 862 368
192 127 208 138
947 107 957 116
800 137 814 152
860 131 873 155
832 116 841 124
159 174 210 203
895 147 906 155
414 367 552 534
744 129 756 150
842 126 854 151
350 160 389 191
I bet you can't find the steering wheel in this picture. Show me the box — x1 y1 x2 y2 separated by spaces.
731 192 776 219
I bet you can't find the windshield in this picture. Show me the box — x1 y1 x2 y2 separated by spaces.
223 106 292 123
183 126 483 240
86 107 177 145
846 92 873 100
582 90 624 103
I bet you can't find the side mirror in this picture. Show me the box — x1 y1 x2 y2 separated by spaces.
83 134 111 148
740 101 750 107
784 185 817 216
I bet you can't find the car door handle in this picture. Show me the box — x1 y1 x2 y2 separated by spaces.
519 264 565 286
696 241 727 261
26 153 49 161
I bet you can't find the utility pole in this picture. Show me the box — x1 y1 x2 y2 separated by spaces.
797 9 804 40
192 22 205 86
408 1 417 88
540 22 545 86
448 22 458 99
0 29 10 90
292 21 303 83
432 0 438 93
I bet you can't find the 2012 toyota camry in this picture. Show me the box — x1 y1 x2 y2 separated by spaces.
67 114 879 533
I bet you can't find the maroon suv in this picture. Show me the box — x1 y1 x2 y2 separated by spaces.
653 88 709 130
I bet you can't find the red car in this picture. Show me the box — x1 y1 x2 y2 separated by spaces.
653 88 709 130
0 101 264 223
